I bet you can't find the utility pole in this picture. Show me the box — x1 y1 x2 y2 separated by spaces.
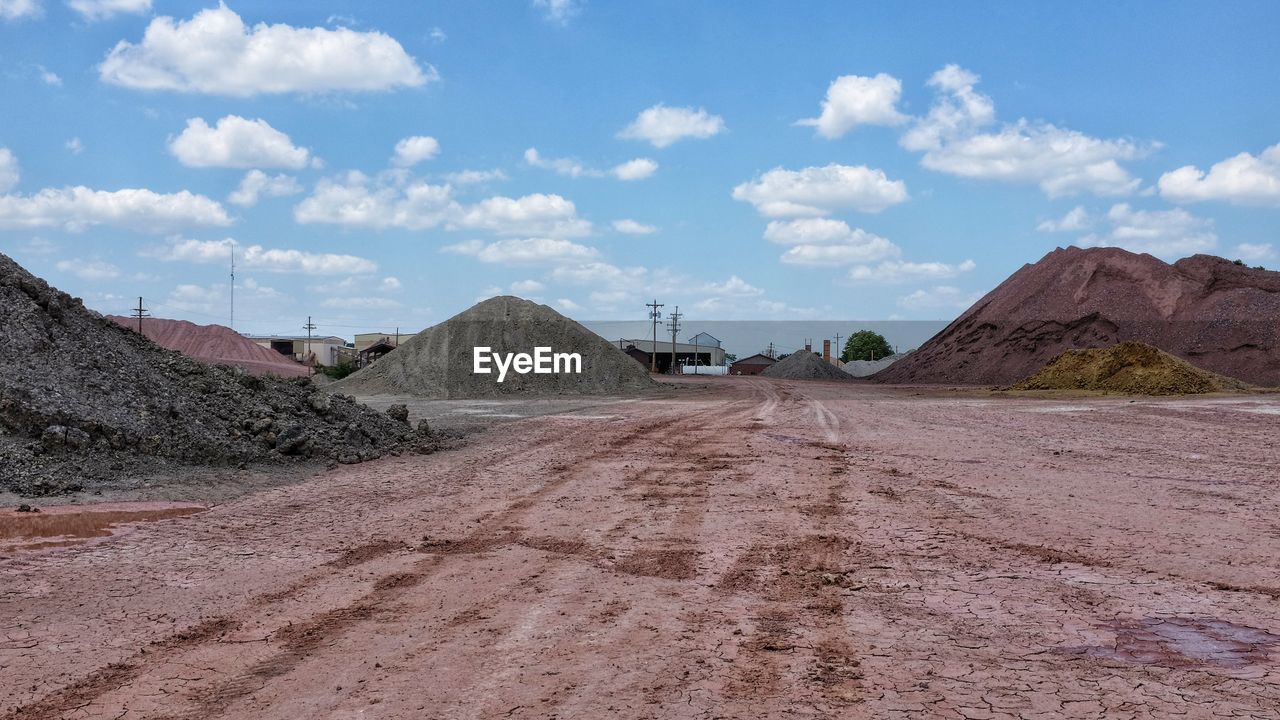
766 342 775 359
667 306 682 375
693 333 700 375
132 296 150 333
645 299 664 373
395 326 400 347
834 332 843 362
303 316 317 375
229 245 235 331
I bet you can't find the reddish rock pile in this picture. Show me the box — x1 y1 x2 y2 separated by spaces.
874 247 1280 386
108 316 308 377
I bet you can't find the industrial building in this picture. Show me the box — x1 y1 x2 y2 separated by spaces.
617 336 726 374
729 353 777 375
354 331 418 352
245 334 348 367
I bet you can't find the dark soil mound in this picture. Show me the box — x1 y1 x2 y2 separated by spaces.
874 247 1280 386
761 350 854 381
107 316 309 377
334 296 658 399
0 253 422 496
1013 341 1248 395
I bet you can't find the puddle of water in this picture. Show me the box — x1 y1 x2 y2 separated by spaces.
0 501 207 554
1068 617 1280 669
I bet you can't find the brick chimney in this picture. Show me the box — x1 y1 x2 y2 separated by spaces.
822 339 831 363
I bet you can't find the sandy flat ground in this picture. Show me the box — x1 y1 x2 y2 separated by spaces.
2 377 1279 719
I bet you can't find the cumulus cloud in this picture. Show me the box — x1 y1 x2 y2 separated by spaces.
797 73 907 138
0 0 39 20
556 297 583 311
147 236 377 275
901 64 1147 197
392 136 440 167
228 170 302 207
762 218 900 267
0 186 230 232
37 65 61 86
898 285 981 312
0 148 18 193
381 276 401 291
847 259 976 284
612 218 657 235
702 275 763 297
533 0 581 25
1234 243 1276 263
510 279 544 294
454 193 592 237
169 116 312 169
65 137 84 155
1158 143 1280 206
733 164 908 216
444 237 599 264
611 157 657 180
618 104 725 148
69 0 150 21
1078 203 1217 258
98 5 433 96
293 171 460 230
524 147 598 178
445 168 506 185
1036 205 1091 232
56 258 119 280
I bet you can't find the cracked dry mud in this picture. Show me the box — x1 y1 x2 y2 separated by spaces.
3 377 1279 719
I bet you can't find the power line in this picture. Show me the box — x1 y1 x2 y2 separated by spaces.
131 296 150 333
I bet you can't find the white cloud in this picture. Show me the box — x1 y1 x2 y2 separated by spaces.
901 64 1147 197
98 5 433 96
847 259 976 284
611 157 657 180
294 171 459 230
321 296 401 310
533 0 581 25
619 104 725 148
898 285 981 312
511 279 544 293
454 193 592 237
0 186 230 232
732 164 908 216
556 297 583 312
524 147 598 178
169 116 311 169
762 218 900 267
166 280 282 317
475 285 503 302
1157 143 1280 207
0 0 39 20
702 275 763 297
1078 203 1217 258
65 137 84 155
612 218 657 235
148 237 376 275
0 148 18 193
797 73 907 138
1234 243 1276 264
445 237 599 265
1036 205 1091 232
228 170 302 207
429 26 446 43
56 258 119 280
68 0 150 21
37 65 61 86
445 168 506 185
381 276 402 290
392 136 440 167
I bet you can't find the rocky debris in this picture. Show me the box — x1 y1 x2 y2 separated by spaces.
1012 341 1248 395
334 296 658 398
0 252 431 497
874 247 1280 387
386 404 410 423
762 350 856 382
107 315 309 377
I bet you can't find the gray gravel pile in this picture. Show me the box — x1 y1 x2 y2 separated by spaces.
761 350 855 381
841 353 908 378
0 253 424 496
335 296 658 398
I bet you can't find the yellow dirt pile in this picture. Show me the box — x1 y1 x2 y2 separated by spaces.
1013 341 1249 395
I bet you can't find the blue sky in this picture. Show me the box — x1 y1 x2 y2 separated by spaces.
2 1 1278 337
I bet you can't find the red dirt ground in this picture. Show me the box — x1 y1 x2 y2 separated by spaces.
3 377 1279 718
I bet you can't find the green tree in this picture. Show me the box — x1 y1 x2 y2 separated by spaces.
842 330 894 362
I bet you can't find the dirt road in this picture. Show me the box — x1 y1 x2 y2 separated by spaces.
3 378 1280 719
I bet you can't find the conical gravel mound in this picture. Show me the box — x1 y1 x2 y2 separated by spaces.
761 350 854 381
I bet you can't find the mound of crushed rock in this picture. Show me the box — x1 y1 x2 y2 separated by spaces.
0 253 424 496
761 350 855 381
1013 341 1248 395
107 315 309 377
334 296 658 398
841 352 908 378
874 247 1280 387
